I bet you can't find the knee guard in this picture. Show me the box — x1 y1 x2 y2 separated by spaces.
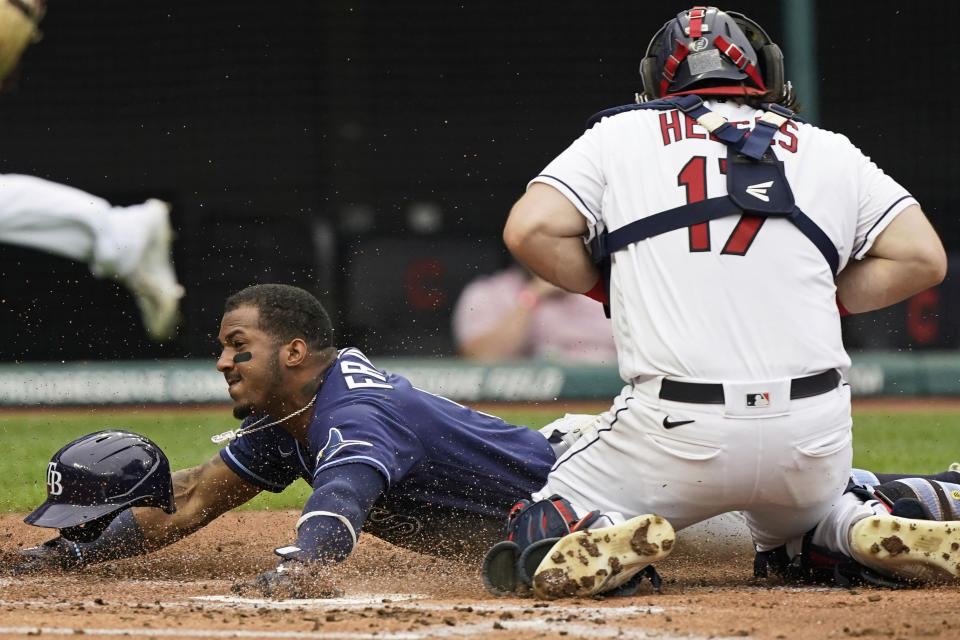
481 495 600 595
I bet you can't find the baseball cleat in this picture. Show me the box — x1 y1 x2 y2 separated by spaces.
849 515 960 583
531 514 674 600
122 199 184 341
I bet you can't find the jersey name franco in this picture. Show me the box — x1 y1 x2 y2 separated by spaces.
533 99 916 383
219 348 554 523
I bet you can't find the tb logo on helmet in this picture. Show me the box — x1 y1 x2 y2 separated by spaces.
45 462 63 496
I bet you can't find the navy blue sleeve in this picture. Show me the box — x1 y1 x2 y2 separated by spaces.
219 422 304 493
274 463 386 563
309 402 425 487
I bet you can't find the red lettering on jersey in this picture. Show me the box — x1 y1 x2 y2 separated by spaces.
659 110 683 146
689 223 711 251
721 215 766 255
777 120 799 153
678 156 710 251
683 114 706 140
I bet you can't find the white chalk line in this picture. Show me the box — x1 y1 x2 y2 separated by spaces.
0 594 762 639
0 595 666 617
0 624 747 639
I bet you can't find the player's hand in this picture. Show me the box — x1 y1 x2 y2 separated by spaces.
11 537 84 574
231 562 343 599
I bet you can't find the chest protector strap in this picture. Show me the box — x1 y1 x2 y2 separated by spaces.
585 98 838 276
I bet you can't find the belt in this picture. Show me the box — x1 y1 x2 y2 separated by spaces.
658 369 841 404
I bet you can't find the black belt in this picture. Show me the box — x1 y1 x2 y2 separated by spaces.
659 369 841 404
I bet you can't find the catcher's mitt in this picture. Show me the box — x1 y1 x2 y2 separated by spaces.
481 495 599 595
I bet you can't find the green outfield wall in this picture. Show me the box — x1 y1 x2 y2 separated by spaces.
0 352 958 406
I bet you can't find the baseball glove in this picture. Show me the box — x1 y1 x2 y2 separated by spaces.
481 495 600 595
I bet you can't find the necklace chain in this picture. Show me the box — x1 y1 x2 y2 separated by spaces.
210 396 317 444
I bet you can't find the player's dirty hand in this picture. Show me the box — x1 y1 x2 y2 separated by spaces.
12 537 84 573
231 562 343 600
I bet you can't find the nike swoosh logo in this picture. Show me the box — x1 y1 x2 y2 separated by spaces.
278 447 295 458
662 417 695 429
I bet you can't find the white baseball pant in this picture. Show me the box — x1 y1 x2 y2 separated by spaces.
0 174 158 278
535 375 852 552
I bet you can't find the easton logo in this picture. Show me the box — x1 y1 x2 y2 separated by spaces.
745 180 774 202
46 462 63 496
746 392 770 408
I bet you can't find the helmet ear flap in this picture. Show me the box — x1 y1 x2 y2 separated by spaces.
639 55 662 100
759 42 786 98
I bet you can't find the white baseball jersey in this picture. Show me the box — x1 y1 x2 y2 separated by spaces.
532 100 916 384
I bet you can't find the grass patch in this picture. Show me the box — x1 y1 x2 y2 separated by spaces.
2 405 958 514
851 411 960 475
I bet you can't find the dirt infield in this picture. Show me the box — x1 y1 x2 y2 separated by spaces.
2 512 959 640
2 395 959 639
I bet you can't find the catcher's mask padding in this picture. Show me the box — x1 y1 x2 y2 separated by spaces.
759 42 785 97
24 429 176 535
639 6 786 100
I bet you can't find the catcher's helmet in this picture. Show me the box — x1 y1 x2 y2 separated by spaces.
639 6 788 101
24 429 175 542
0 0 45 83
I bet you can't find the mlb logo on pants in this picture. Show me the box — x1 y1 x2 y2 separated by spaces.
746 392 770 408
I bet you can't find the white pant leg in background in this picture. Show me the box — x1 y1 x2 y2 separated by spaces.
535 378 852 551
804 491 888 557
0 174 154 277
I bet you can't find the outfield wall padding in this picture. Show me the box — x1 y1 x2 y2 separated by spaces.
0 352 956 406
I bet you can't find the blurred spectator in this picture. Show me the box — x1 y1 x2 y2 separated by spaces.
452 266 616 363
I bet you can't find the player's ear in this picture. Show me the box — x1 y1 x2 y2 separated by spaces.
282 338 309 367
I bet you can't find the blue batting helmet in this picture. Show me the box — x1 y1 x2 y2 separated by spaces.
24 429 175 542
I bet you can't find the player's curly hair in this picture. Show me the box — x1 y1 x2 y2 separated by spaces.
224 284 335 351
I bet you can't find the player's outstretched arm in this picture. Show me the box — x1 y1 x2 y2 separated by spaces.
233 463 386 598
836 204 947 314
15 453 261 572
135 452 262 549
503 183 599 294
